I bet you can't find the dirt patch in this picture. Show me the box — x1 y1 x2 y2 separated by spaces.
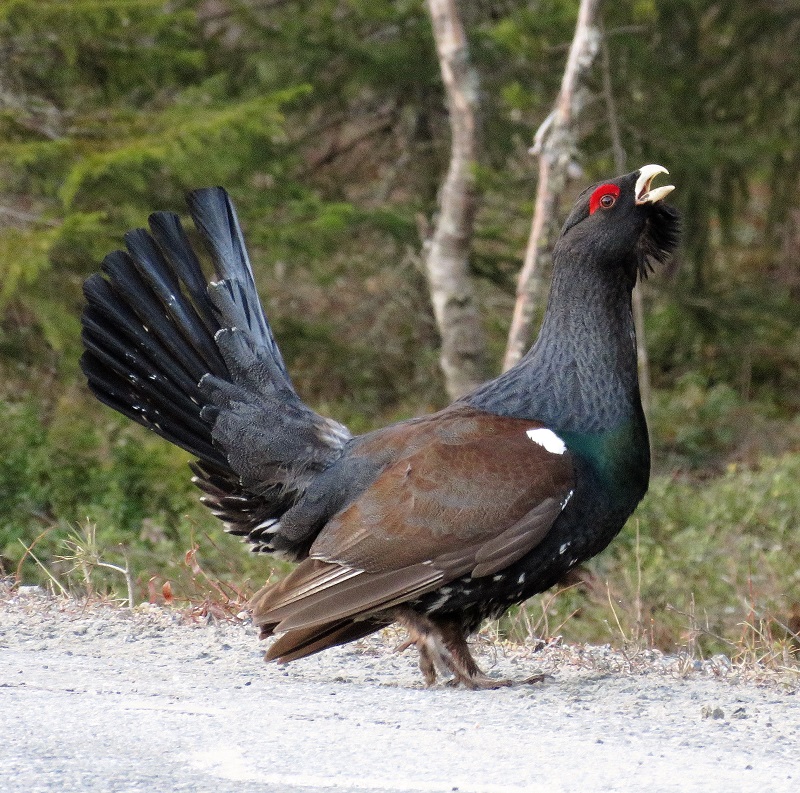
1 585 798 792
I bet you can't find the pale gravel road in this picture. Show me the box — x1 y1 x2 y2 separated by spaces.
1 587 798 793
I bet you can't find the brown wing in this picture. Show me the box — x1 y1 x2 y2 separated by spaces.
252 406 574 655
322 417 570 565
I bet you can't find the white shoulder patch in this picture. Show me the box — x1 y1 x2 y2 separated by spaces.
525 427 567 455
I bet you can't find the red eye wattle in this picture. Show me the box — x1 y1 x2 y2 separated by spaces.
589 184 621 215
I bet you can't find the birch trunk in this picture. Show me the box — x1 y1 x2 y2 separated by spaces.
424 0 487 400
502 0 602 371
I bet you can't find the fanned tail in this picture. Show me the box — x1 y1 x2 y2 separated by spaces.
80 188 350 558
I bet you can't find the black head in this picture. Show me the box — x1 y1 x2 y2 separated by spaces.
556 165 680 284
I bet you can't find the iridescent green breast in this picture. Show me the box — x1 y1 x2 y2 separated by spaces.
561 419 650 516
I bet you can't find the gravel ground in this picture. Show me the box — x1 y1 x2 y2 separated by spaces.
1 585 798 793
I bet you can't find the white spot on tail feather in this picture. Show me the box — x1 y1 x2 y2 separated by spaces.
525 428 567 454
254 518 280 535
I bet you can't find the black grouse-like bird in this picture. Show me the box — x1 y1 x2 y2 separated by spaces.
81 165 679 688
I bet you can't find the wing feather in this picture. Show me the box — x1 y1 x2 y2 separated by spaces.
253 407 575 647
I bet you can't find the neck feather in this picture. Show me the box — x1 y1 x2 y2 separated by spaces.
465 255 643 434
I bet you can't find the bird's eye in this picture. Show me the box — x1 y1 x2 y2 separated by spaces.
589 183 621 215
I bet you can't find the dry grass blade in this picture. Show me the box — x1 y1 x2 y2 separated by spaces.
56 521 135 607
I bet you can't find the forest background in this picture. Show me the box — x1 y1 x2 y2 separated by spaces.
1 0 799 663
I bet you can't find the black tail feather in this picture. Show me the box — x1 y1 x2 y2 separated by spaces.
147 211 220 334
188 459 297 547
81 353 223 462
82 272 210 401
188 188 290 382
81 333 201 420
81 200 235 468
80 186 350 559
99 250 213 385
123 227 227 373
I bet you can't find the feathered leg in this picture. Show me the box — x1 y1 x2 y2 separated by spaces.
392 608 513 689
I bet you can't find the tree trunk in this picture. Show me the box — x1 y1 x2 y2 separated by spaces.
502 0 602 371
424 0 487 400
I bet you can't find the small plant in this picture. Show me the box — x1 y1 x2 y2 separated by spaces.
159 539 254 621
57 520 135 607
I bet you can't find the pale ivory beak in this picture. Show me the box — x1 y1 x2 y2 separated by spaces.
635 164 675 205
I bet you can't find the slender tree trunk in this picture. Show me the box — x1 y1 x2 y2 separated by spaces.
600 24 651 415
502 0 602 371
424 0 487 400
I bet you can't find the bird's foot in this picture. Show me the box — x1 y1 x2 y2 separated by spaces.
405 627 454 686
393 637 415 654
392 608 544 690
444 669 546 689
522 672 546 684
444 672 513 690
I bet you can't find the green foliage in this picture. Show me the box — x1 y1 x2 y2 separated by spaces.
650 375 746 468
632 454 800 654
0 1 310 362
646 279 800 414
0 225 56 306
0 0 203 105
0 395 207 585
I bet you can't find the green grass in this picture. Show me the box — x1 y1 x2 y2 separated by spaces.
0 396 274 600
